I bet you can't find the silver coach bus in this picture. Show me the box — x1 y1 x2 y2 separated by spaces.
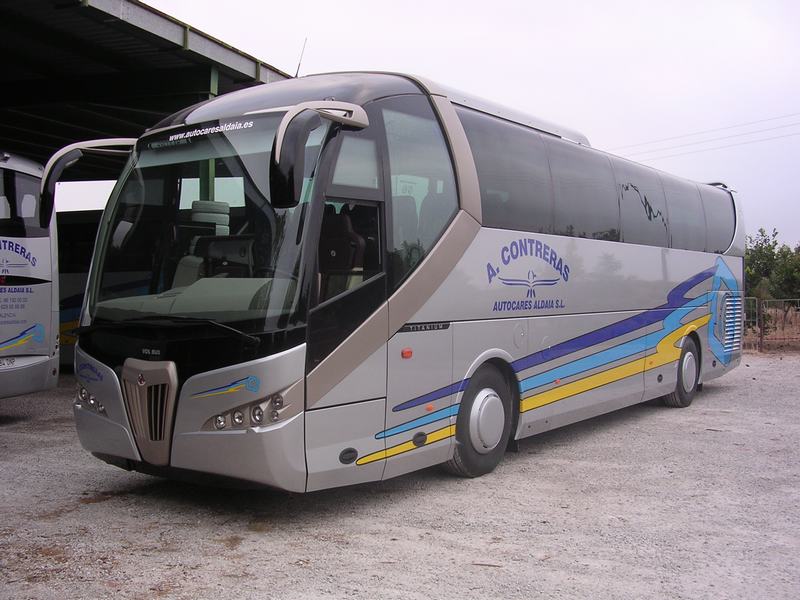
0 153 59 398
51 73 743 491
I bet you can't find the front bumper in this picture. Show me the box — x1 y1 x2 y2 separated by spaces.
73 343 308 493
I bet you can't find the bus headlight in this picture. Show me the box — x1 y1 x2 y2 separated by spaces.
76 385 107 417
203 392 298 431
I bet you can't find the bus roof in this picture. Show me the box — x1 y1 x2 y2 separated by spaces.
409 75 591 146
149 72 590 147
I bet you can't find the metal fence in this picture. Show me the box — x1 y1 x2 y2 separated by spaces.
743 297 800 351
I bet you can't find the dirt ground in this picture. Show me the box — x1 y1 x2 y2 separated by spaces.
1 353 798 600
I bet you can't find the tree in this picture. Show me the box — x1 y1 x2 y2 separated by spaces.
745 228 778 297
745 228 800 299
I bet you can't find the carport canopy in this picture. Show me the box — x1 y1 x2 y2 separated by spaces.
0 0 289 180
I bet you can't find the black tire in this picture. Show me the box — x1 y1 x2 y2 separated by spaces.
663 337 700 408
444 365 514 477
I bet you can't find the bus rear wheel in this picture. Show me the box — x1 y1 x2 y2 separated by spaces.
662 337 700 408
445 365 513 478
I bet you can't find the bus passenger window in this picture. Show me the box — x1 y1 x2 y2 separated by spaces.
610 157 669 247
456 106 554 234
546 137 620 241
699 185 735 254
381 95 458 288
332 137 380 189
662 176 706 252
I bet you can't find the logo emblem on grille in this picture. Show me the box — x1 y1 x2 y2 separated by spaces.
137 373 146 386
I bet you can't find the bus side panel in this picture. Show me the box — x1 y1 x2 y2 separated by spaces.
641 318 678 399
451 316 527 415
0 233 59 397
309 345 386 410
516 311 646 440
382 327 454 480
306 398 386 491
401 230 746 444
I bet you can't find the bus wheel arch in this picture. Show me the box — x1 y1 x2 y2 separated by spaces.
663 333 701 408
485 358 520 445
445 359 517 478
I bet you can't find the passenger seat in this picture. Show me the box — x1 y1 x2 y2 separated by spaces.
172 200 231 288
318 209 366 299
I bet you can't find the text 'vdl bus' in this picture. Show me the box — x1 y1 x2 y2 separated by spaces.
50 72 744 492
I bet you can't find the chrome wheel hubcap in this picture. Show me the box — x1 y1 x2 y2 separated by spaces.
681 352 697 394
469 388 505 454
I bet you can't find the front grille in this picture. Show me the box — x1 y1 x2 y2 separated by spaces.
148 383 169 441
723 294 743 353
121 359 178 466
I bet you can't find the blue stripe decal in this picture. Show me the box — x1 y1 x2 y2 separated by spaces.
392 379 470 412
377 404 460 439
519 335 648 393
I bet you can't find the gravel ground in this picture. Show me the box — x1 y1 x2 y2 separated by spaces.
1 353 798 600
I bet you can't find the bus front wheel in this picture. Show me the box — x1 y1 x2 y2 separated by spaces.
662 337 700 408
445 365 513 477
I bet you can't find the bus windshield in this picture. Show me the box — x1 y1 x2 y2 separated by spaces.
87 114 330 334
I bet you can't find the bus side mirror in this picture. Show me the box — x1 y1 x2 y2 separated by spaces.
268 101 369 208
269 111 323 209
40 148 83 228
41 138 137 228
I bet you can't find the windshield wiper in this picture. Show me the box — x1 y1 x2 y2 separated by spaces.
73 315 260 346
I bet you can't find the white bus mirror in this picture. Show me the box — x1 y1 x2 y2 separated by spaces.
41 138 137 228
41 148 83 228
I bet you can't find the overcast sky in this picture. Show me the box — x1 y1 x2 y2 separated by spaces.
130 0 800 246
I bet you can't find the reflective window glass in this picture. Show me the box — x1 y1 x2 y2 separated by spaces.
545 137 619 241
382 95 458 288
699 185 735 253
456 106 553 233
662 176 706 251
610 157 669 247
332 137 379 189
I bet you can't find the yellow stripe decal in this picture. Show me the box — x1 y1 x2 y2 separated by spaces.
0 334 34 352
356 424 456 466
193 384 246 398
520 314 710 413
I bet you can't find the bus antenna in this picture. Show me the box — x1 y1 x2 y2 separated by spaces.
294 37 308 78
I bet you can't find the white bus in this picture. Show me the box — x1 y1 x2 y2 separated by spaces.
0 152 59 398
54 73 744 491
